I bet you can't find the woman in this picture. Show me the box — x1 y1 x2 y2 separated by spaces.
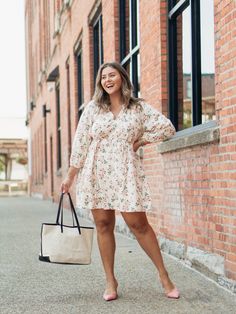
61 62 179 301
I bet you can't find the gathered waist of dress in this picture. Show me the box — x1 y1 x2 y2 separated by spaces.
91 137 133 153
91 137 133 145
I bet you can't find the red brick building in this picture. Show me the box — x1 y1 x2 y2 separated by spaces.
25 0 236 292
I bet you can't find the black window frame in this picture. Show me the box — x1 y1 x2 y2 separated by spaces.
119 0 140 97
76 48 84 120
55 83 62 170
168 0 202 131
42 104 48 173
66 60 72 164
93 13 104 86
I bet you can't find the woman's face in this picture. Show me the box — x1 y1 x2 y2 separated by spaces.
101 67 122 96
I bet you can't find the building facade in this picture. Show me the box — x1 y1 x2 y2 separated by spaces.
25 0 236 291
0 139 28 195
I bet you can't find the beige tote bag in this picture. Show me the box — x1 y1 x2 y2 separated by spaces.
39 193 94 265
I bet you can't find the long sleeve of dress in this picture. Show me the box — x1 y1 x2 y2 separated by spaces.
138 102 176 144
70 101 94 170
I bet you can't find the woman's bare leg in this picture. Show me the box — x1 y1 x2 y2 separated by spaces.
92 209 118 294
121 211 175 293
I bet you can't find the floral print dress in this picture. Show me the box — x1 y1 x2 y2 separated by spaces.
70 100 175 212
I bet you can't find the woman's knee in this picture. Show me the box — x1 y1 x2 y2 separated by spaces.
122 212 150 235
92 209 115 234
128 221 149 235
96 219 115 234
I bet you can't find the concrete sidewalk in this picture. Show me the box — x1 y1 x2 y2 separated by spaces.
0 196 235 314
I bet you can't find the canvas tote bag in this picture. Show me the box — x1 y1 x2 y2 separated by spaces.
39 193 94 264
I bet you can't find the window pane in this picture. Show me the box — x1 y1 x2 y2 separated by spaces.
136 0 140 46
99 16 104 64
131 0 138 49
137 53 140 97
120 0 139 97
200 0 215 123
93 15 103 85
56 86 61 169
126 0 130 55
120 0 139 57
177 6 192 130
124 62 131 79
77 52 83 120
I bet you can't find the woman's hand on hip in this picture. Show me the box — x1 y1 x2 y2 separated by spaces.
133 140 143 152
133 139 148 152
133 140 140 152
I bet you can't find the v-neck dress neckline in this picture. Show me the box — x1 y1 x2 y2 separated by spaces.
109 104 124 120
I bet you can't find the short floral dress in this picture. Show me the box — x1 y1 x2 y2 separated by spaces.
70 100 175 212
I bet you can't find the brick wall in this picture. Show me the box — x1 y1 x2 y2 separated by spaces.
25 0 236 289
213 0 236 280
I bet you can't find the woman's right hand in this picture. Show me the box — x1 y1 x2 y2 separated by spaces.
60 177 74 193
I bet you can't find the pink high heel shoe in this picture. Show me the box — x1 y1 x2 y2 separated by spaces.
103 292 118 301
165 287 180 299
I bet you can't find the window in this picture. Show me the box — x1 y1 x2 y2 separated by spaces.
43 0 51 64
55 84 62 170
66 60 72 163
119 0 140 97
168 0 215 130
93 14 103 86
200 0 215 123
40 124 44 183
42 104 48 173
36 137 39 183
50 136 54 195
76 49 84 120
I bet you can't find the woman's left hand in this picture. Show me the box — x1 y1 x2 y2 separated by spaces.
133 140 141 152
133 139 149 152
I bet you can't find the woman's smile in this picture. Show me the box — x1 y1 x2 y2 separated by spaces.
101 67 122 95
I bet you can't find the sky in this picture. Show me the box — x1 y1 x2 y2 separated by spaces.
0 0 28 139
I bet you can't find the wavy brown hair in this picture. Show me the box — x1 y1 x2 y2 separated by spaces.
93 62 143 111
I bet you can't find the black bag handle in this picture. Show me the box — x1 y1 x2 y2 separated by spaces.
56 193 81 234
68 193 81 233
60 196 75 227
56 193 64 223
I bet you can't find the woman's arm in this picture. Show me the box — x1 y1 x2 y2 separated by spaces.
137 102 176 145
60 166 79 193
61 101 95 193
